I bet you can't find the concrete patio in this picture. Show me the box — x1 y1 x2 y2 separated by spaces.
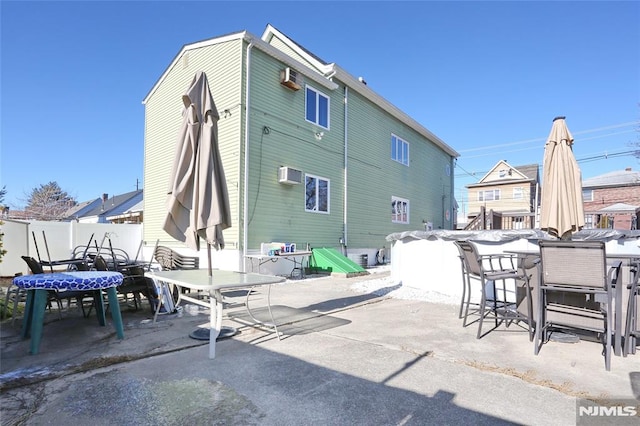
1 269 638 425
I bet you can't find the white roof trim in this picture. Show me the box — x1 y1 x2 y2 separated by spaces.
331 65 458 157
143 26 457 159
143 31 337 104
246 34 338 91
262 24 333 74
261 25 457 157
479 160 516 183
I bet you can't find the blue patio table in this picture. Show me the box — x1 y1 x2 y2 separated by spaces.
13 271 125 355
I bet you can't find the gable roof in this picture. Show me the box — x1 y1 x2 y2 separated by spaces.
261 25 459 158
596 202 640 213
515 164 540 181
582 169 640 188
72 190 143 220
106 198 144 222
64 198 101 219
143 25 459 159
262 24 330 69
467 160 538 188
142 30 339 104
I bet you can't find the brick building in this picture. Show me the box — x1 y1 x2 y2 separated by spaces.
582 168 640 230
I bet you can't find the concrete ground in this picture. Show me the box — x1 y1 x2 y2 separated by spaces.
1 269 639 425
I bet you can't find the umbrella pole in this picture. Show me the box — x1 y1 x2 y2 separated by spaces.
207 243 213 276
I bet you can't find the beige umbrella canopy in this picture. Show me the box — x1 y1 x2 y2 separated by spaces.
163 71 231 275
540 116 584 239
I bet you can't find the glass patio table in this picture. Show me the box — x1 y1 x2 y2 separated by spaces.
145 269 286 359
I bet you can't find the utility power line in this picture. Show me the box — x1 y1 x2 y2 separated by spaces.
457 121 636 154
454 149 639 179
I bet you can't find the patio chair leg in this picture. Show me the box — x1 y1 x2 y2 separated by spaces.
534 289 545 355
462 278 476 327
459 276 466 319
477 287 488 339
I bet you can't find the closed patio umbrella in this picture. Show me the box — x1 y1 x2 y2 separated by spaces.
540 116 584 239
163 71 231 276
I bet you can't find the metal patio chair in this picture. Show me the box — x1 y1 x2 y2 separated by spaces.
536 240 621 371
454 240 534 340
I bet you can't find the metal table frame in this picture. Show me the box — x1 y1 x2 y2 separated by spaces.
145 269 285 359
245 251 312 278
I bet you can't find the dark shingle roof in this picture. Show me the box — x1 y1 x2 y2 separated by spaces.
514 164 539 181
81 190 143 218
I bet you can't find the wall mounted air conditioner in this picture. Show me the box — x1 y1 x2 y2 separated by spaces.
278 166 303 185
280 67 302 91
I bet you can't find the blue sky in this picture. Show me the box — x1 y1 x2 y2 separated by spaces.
1 1 638 211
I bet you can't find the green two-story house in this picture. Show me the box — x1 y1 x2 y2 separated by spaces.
142 25 459 272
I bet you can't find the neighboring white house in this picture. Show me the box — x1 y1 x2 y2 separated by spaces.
64 190 143 224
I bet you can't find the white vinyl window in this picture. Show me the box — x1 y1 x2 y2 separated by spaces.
478 189 500 202
392 196 409 223
513 187 524 200
305 174 329 213
305 86 330 129
582 189 593 202
391 134 409 166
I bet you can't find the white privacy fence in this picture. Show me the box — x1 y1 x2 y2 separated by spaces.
0 219 143 277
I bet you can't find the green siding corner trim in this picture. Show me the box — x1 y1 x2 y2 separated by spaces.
310 248 367 275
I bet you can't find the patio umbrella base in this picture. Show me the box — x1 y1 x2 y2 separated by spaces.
189 326 238 341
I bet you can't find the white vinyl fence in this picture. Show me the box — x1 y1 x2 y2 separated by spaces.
0 219 143 277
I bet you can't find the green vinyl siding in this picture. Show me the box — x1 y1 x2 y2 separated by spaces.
143 38 244 248
243 48 344 250
344 88 454 249
143 30 456 263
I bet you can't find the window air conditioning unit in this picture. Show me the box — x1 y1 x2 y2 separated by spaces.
278 166 303 185
280 67 302 91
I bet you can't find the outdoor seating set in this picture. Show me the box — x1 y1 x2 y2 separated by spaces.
7 226 285 358
8 232 207 319
455 239 639 371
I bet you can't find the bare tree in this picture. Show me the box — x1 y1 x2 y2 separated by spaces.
26 181 77 220
0 185 6 262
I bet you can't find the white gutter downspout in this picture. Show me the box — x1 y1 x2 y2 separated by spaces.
343 86 348 250
242 41 254 272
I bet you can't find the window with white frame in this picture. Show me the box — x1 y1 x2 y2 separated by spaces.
305 174 329 213
391 134 409 166
513 187 524 200
582 189 593 202
305 86 330 129
392 196 409 223
478 189 500 202
585 214 594 229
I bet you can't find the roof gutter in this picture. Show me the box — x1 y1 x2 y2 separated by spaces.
242 40 254 271
343 86 349 250
331 65 459 158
